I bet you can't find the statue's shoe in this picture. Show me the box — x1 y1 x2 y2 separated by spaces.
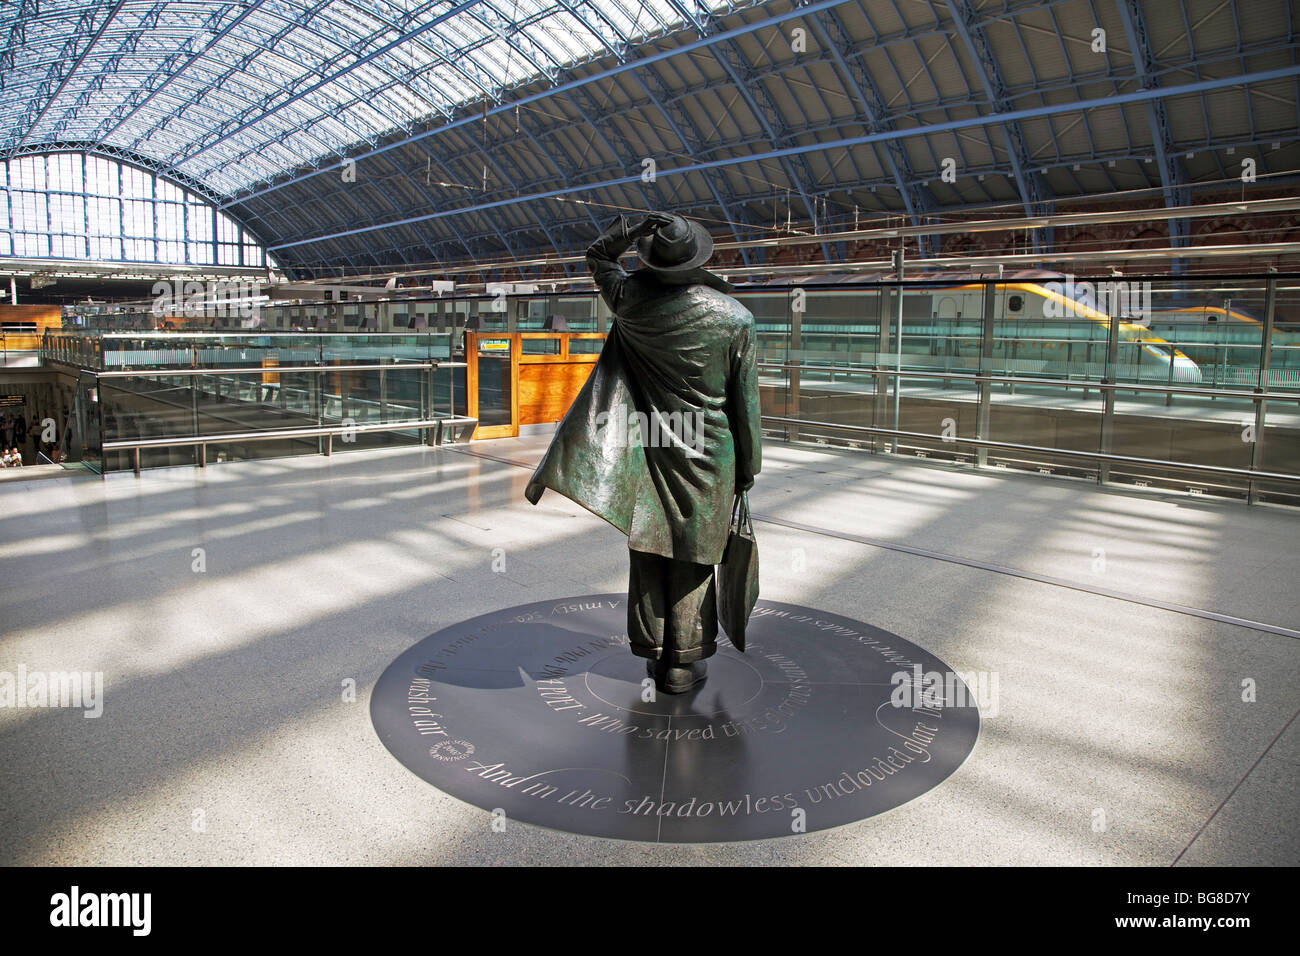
646 660 707 694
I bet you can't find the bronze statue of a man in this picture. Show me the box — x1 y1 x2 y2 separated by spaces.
525 212 762 694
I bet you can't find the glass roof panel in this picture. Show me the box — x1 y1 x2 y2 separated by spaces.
0 0 734 195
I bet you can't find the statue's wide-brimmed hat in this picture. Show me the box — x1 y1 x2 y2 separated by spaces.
636 215 713 272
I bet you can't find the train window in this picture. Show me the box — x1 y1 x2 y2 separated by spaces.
1008 295 1024 313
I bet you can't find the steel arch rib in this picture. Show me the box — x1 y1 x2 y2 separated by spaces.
262 63 1300 252
219 0 853 208
664 0 829 259
555 0 752 254
942 0 1049 246
8 1 129 151
178 0 487 165
806 6 939 255
1115 0 1188 247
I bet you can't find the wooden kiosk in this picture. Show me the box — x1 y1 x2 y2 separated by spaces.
464 330 605 439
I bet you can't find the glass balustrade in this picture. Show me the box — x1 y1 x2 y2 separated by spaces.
43 274 1300 502
42 331 466 473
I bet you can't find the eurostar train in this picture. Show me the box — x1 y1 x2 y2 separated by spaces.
924 277 1204 383
746 271 1300 385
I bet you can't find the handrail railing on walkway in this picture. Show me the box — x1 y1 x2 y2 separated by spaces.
103 416 478 476
757 362 1300 403
760 415 1300 488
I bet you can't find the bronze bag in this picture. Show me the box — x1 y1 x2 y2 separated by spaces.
716 492 759 652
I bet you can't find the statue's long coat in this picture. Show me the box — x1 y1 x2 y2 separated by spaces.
524 219 761 566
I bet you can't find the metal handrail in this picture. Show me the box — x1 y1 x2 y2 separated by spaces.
101 418 468 449
761 415 1300 485
103 416 478 476
80 330 459 339
757 361 1300 401
243 269 1300 295
96 361 455 377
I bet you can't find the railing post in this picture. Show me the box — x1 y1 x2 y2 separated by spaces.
788 289 801 444
975 282 996 468
1248 277 1276 504
873 287 891 454
133 447 141 477
1099 307 1121 485
316 344 324 455
891 249 905 453
426 361 436 447
1166 345 1176 407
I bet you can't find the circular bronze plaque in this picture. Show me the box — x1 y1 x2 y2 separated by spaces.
371 596 980 842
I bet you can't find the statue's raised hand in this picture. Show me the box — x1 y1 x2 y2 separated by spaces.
630 212 678 239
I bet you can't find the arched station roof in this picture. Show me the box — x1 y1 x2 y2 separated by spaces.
2 0 1297 278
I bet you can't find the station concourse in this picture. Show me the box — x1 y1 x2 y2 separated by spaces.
0 0 1296 875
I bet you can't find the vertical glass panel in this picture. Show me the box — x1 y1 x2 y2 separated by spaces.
896 283 982 461
73 373 102 475
1116 277 1262 495
1257 280 1300 504
1 154 271 267
733 289 791 440
785 287 881 448
986 280 1105 475
521 337 560 354
382 366 426 421
13 155 46 190
553 295 598 331
518 297 547 330
434 363 468 420
122 166 152 199
99 375 198 472
476 338 512 427
476 295 510 331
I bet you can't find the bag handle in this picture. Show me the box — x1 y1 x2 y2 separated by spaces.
732 491 753 536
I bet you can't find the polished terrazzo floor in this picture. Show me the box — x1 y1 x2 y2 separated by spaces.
0 436 1296 865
